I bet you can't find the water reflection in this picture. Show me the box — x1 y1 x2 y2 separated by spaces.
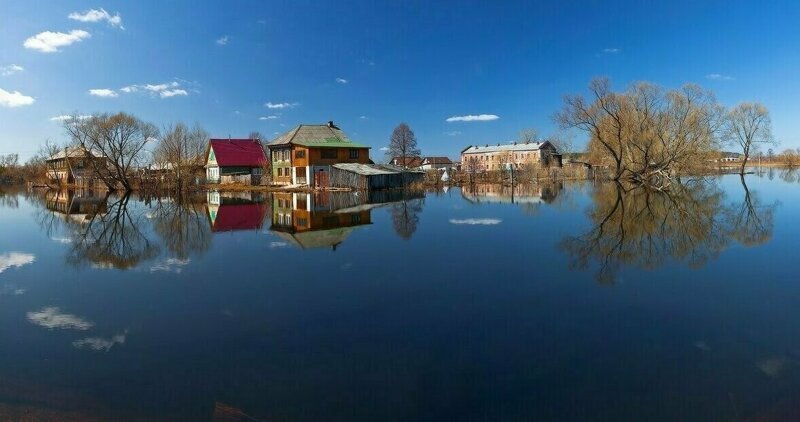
32 189 428 267
269 190 425 247
462 182 562 216
561 177 777 283
207 191 269 232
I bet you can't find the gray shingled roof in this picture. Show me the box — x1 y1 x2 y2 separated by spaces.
46 146 105 161
268 124 367 148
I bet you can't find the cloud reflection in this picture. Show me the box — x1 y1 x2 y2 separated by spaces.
27 307 93 330
0 252 36 274
73 330 128 352
449 218 502 225
150 258 191 273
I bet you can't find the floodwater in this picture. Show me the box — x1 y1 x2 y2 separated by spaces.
1 169 799 420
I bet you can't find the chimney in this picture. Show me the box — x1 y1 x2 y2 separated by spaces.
327 120 340 129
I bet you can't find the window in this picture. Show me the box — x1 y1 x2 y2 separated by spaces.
351 214 361 224
297 218 308 227
349 149 360 159
253 168 262 175
321 149 337 159
295 150 305 159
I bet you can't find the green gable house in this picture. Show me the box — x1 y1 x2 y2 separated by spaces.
205 139 267 185
267 121 370 188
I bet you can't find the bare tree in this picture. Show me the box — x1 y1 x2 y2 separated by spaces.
519 128 540 143
64 112 159 191
248 131 266 141
556 78 724 185
388 123 421 167
154 122 208 189
723 102 776 175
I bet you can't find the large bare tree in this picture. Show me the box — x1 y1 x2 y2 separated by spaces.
556 78 724 186
388 123 421 167
154 122 208 188
723 102 775 175
64 112 159 191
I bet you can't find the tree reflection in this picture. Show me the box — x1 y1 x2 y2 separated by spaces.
150 195 211 259
390 198 424 240
562 177 776 283
727 176 775 247
66 194 159 269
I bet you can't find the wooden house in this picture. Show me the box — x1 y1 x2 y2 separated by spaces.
205 139 267 185
45 146 109 188
267 121 370 187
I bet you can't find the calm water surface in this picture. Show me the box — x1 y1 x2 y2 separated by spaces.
1 170 800 420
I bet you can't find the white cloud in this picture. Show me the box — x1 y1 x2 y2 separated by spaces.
602 48 620 54
24 30 91 53
379 147 390 151
73 330 128 352
49 115 91 122
143 82 179 92
68 8 123 29
265 101 298 109
359 115 367 119
88 88 118 98
446 114 499 122
445 131 462 136
150 258 190 273
259 115 279 120
160 89 187 98
706 73 735 81
0 88 35 107
216 36 229 46
449 218 502 225
0 64 24 76
335 77 348 84
120 81 189 99
0 252 35 273
27 307 93 330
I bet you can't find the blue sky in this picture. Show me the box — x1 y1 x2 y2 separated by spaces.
1 0 799 161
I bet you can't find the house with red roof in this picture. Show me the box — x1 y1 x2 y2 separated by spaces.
205 138 268 184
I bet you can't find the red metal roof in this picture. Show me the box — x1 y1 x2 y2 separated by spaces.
212 203 268 232
209 139 267 167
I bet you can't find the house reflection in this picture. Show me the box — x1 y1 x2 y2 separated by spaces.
206 191 270 232
45 189 108 222
461 182 562 205
270 192 372 250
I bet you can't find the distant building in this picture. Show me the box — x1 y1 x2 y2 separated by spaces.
205 139 267 185
460 141 559 172
267 121 370 187
418 156 454 171
390 156 423 168
45 146 108 188
718 152 743 163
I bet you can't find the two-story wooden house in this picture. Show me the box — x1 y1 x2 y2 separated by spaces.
267 121 370 187
45 146 109 188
